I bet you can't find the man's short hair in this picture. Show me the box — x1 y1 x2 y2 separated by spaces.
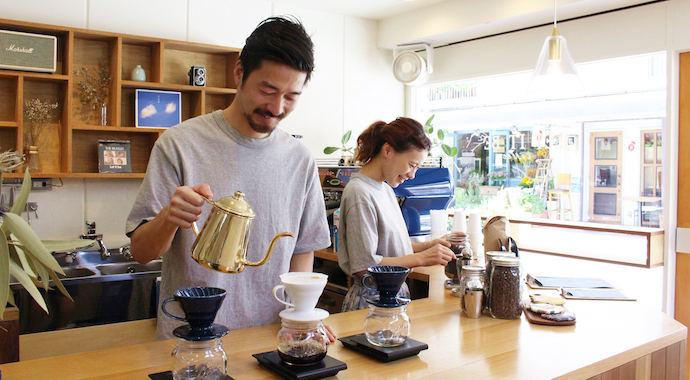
240 16 315 84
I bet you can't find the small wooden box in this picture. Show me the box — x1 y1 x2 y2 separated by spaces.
0 29 57 73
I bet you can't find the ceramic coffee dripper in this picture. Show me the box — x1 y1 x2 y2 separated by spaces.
272 272 328 314
361 266 411 305
162 287 227 331
191 190 294 274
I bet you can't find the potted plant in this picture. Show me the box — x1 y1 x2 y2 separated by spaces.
487 171 507 187
1 151 94 321
323 130 357 166
518 176 535 189
518 192 547 218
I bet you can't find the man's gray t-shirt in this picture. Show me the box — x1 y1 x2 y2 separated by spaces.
337 173 413 276
126 110 330 340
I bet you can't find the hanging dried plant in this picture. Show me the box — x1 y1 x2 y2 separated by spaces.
0 150 25 173
74 61 111 110
23 98 59 147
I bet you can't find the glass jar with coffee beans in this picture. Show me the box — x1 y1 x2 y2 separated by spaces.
484 251 516 310
489 256 523 319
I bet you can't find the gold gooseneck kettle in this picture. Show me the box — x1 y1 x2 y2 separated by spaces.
191 190 294 273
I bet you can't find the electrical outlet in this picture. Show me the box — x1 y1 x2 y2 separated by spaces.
31 178 52 191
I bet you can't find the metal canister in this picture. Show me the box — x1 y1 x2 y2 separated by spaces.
459 265 486 318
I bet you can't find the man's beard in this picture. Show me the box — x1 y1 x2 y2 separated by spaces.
245 108 285 134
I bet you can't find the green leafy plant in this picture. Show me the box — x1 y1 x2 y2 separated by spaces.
518 192 547 215
455 173 485 209
424 115 458 158
324 130 355 155
1 151 94 320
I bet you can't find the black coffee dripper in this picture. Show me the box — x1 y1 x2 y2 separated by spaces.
361 266 411 306
162 287 227 333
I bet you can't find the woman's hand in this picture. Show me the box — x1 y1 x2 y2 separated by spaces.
415 243 454 267
324 325 337 343
427 236 451 248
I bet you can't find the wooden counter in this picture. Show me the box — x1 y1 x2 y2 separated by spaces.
0 265 685 379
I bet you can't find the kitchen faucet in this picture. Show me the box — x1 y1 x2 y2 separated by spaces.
80 220 110 260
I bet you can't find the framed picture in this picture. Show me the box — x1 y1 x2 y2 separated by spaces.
566 135 578 150
551 134 562 148
98 140 131 173
135 89 181 128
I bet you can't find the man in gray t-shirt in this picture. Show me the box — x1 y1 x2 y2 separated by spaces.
125 17 330 340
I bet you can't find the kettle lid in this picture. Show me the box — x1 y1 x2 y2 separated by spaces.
213 190 255 218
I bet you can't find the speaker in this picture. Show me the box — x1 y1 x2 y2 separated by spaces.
188 65 206 86
0 29 57 73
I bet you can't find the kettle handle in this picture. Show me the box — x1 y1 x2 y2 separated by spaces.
245 232 295 267
191 196 215 236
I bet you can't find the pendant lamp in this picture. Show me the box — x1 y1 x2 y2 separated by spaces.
527 0 583 97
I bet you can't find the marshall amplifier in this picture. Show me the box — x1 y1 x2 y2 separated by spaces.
0 29 57 73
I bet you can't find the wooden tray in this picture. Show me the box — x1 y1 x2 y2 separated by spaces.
523 306 576 326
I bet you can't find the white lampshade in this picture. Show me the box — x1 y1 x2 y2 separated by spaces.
527 15 583 98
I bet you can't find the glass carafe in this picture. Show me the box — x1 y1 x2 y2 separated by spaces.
171 337 227 380
277 319 329 366
364 304 410 347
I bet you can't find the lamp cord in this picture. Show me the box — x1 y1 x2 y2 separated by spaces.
554 0 558 28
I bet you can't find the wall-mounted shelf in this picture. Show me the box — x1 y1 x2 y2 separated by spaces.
0 18 240 179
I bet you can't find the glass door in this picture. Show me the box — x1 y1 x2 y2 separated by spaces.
588 131 622 223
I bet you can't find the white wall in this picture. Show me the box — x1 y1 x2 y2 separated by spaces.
0 0 403 246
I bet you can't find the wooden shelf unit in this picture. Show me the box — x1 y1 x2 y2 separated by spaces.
0 18 240 179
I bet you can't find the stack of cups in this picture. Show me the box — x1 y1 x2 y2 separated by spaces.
430 209 449 239
451 210 467 233
467 212 483 260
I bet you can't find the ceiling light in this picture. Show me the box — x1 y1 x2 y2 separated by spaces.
527 0 583 97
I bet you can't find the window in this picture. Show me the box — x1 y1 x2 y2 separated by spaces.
412 52 666 226
641 130 662 197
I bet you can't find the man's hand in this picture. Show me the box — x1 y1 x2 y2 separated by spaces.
130 184 213 263
162 184 213 229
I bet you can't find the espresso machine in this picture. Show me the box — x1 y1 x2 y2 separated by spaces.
318 162 455 239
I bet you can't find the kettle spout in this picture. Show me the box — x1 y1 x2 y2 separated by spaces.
246 232 295 267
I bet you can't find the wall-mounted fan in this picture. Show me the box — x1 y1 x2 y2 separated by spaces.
392 43 433 86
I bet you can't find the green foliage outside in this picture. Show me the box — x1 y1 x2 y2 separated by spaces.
518 192 547 215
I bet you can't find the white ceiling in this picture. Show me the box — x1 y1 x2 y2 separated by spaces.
271 0 665 47
270 0 450 20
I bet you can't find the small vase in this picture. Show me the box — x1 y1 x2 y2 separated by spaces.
100 104 107 126
131 65 146 81
25 145 40 173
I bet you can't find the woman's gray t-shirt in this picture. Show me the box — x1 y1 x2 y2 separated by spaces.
126 110 330 339
337 173 413 276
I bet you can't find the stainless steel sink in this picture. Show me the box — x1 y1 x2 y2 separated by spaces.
57 267 98 279
52 249 133 267
9 266 97 284
77 250 133 265
52 252 82 267
95 261 162 275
